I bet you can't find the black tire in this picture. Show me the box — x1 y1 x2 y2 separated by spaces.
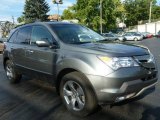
134 37 138 41
115 39 119 42
60 72 98 117
5 60 22 84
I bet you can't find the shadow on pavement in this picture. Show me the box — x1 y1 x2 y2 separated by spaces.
140 107 160 120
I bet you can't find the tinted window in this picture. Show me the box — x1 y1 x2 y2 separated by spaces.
8 31 18 43
16 26 32 44
134 33 141 36
31 26 53 45
105 34 114 37
125 33 131 36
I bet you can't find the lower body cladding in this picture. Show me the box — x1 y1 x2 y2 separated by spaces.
86 67 158 104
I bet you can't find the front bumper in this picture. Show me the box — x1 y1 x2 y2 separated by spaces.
86 67 158 104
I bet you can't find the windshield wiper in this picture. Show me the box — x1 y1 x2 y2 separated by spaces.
70 42 92 44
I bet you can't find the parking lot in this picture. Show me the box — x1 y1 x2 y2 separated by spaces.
0 38 160 120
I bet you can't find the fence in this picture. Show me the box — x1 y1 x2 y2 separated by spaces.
126 21 160 35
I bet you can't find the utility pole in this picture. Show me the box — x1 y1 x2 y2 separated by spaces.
149 1 153 23
100 0 103 34
52 0 63 21
12 16 15 24
57 4 59 21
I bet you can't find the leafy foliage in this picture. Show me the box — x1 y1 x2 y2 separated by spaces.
23 0 50 23
17 16 25 23
62 0 160 32
62 0 122 32
0 21 14 37
124 0 159 26
61 6 76 20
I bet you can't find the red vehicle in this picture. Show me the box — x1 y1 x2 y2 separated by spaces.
141 32 153 39
146 33 153 38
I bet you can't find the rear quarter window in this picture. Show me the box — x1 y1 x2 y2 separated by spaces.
8 30 18 43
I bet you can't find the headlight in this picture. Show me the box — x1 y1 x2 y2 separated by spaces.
98 56 139 70
148 53 155 63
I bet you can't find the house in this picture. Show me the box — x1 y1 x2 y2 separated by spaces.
48 14 61 21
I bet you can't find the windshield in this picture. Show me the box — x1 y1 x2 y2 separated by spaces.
51 24 105 44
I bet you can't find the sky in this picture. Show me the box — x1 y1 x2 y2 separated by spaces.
0 0 76 22
0 0 160 23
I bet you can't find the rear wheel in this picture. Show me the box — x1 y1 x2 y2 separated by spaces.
5 60 22 84
60 72 97 116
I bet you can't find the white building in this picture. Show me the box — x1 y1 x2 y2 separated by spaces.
129 21 160 35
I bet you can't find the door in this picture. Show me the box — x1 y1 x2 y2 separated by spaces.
124 33 133 40
25 25 58 76
11 26 32 68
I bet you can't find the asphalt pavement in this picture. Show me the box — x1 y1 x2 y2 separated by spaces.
0 38 160 120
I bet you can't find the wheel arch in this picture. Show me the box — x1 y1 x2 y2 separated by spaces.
56 68 97 101
3 57 9 69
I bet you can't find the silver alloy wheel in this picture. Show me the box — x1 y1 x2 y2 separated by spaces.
134 37 138 41
63 81 85 111
6 63 13 80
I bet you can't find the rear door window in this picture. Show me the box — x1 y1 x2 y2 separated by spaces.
16 26 32 44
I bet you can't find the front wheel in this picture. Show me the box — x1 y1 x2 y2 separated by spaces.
134 37 138 41
60 72 97 116
5 60 22 84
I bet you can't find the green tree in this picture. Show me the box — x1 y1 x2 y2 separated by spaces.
62 6 76 20
17 16 25 23
152 5 160 20
0 21 14 37
23 0 50 23
69 0 122 32
124 0 157 26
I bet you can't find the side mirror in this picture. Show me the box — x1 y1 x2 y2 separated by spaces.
36 40 50 47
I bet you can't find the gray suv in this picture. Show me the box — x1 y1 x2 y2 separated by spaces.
3 22 158 116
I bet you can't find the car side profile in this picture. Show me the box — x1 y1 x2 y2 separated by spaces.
102 33 126 42
3 22 158 116
124 32 143 41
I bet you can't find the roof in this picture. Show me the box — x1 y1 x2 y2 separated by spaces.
14 21 75 30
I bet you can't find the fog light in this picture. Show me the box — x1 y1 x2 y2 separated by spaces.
116 96 125 102
116 93 135 102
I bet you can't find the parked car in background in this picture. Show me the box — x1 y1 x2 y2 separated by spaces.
102 33 126 42
0 38 7 53
123 32 143 41
141 32 153 39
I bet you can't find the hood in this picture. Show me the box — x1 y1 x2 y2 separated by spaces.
76 42 149 57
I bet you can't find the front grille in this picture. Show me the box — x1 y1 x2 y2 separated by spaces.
134 55 155 69
134 55 157 81
141 73 156 81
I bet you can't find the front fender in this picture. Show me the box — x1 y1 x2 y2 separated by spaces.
56 56 113 77
56 58 95 75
